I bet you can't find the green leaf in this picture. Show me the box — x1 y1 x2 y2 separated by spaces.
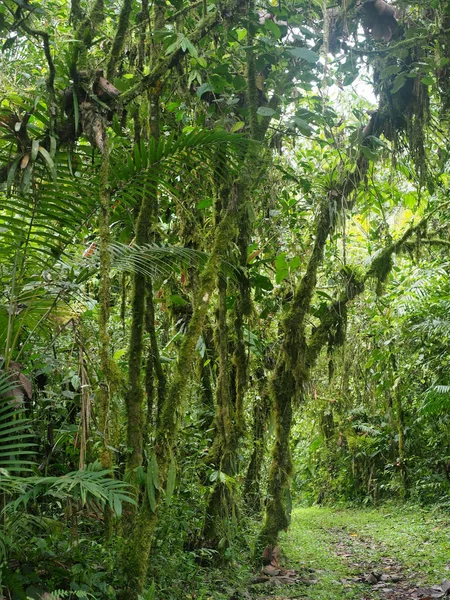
380 65 401 78
183 37 198 58
165 35 182 55
391 73 406 94
289 256 300 270
196 83 214 98
230 121 245 133
257 106 275 117
38 146 57 182
360 145 379 161
275 253 289 284
292 117 313 136
287 47 319 63
250 273 273 291
264 19 281 39
113 493 122 517
30 139 39 162
196 198 213 210
169 294 186 306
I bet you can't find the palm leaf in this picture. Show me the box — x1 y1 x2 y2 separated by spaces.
109 129 250 211
0 373 36 474
12 462 136 517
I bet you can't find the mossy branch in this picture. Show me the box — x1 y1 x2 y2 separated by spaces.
106 0 134 79
73 0 105 67
18 21 56 132
120 0 244 104
305 211 447 372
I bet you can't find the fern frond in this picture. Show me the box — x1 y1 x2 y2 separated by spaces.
421 384 450 415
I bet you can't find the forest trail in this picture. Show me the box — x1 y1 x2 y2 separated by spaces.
241 506 450 600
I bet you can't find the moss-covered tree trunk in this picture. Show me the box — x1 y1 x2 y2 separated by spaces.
244 367 271 513
119 193 238 598
257 196 333 558
256 103 397 559
124 0 165 489
97 140 114 472
201 1 265 544
201 265 236 548
124 188 155 483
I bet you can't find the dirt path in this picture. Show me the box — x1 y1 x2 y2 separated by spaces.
232 506 450 600
332 527 450 600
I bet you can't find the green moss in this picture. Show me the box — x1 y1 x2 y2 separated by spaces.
145 279 166 429
97 141 114 471
125 184 158 480
244 369 271 513
118 497 158 600
106 0 134 79
73 0 105 64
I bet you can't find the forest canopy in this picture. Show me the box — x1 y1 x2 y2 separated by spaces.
0 0 450 598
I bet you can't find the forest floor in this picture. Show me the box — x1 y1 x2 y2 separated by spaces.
233 505 450 600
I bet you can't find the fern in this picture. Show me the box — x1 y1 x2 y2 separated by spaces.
421 384 450 415
43 589 92 600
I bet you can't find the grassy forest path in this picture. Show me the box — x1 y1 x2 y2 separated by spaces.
242 506 450 600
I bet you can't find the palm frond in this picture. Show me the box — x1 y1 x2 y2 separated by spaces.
110 243 208 278
12 462 135 517
110 129 250 211
0 373 36 474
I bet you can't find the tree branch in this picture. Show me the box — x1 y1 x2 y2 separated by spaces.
106 0 134 80
120 0 246 105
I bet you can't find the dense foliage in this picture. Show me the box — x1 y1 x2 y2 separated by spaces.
0 0 450 597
